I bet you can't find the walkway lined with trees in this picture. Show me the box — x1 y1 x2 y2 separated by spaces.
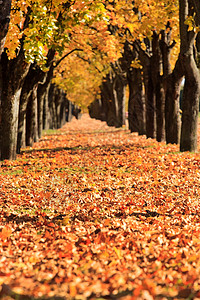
1 1 200 298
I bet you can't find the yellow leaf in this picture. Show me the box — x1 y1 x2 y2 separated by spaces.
114 246 122 259
69 284 77 297
61 217 70 225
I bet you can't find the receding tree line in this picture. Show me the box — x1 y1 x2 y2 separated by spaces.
0 0 200 162
89 0 200 152
0 0 83 161
0 41 81 161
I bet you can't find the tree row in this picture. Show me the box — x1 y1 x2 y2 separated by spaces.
0 0 200 161
0 0 118 160
89 0 200 152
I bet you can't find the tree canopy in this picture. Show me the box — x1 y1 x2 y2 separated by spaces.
0 0 200 160
2 0 181 106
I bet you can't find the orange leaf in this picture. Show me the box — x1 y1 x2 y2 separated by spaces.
69 284 77 297
0 226 12 241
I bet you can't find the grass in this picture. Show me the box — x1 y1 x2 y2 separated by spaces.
42 129 61 135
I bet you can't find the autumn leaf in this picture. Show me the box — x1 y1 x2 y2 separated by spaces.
0 226 12 241
1 115 200 299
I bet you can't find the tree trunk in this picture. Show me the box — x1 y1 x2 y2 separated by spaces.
59 91 67 127
37 64 54 131
66 100 73 122
48 84 57 129
135 41 156 139
113 74 126 128
101 72 118 127
122 42 146 135
37 50 55 135
151 32 165 142
88 98 106 121
0 51 30 160
17 64 46 153
196 32 200 68
144 62 156 138
54 87 66 129
160 25 184 144
37 82 48 135
26 85 38 146
55 87 61 128
0 0 11 57
101 68 126 128
165 70 183 144
179 0 200 152
180 69 200 152
156 77 165 142
128 67 146 134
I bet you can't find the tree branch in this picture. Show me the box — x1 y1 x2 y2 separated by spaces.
76 54 102 73
169 40 176 49
55 48 83 68
190 0 200 25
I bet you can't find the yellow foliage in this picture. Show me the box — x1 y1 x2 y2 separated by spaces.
53 52 110 109
3 0 181 108
131 58 142 69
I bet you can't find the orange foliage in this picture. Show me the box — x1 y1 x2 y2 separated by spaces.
3 0 180 108
0 115 200 298
53 0 180 106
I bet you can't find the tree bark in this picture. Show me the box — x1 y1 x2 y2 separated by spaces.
195 32 200 68
151 32 165 142
179 0 200 152
155 77 165 142
0 50 30 160
17 64 46 153
101 72 118 127
128 66 146 135
0 0 11 57
135 41 156 139
37 82 48 134
59 91 68 127
165 69 183 144
54 86 67 129
122 42 146 135
37 63 54 132
113 74 126 128
48 84 57 129
144 60 156 138
66 100 73 122
88 98 106 121
26 85 38 146
160 25 184 144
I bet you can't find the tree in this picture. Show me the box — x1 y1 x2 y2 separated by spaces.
0 1 52 160
101 71 119 127
102 0 180 140
17 62 46 153
0 49 30 160
0 0 11 57
99 61 126 128
179 0 200 152
124 42 145 135
160 23 183 145
0 0 121 160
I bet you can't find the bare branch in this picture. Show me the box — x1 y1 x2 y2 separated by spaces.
55 48 83 68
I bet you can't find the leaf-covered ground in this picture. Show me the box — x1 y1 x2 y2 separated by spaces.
1 114 200 300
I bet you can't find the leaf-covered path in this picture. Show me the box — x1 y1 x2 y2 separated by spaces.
1 114 200 299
